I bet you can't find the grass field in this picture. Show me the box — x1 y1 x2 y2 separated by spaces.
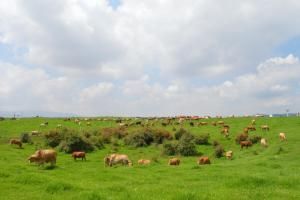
0 117 299 200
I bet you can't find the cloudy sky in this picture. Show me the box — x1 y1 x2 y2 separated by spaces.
1 0 300 117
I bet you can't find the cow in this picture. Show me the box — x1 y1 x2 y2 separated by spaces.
10 139 22 148
261 125 269 131
260 138 268 147
72 151 86 161
200 122 208 126
138 159 151 165
279 133 286 141
240 141 253 149
223 124 230 129
28 149 57 166
197 156 211 165
168 158 180 166
211 122 217 126
221 128 229 138
247 125 256 131
104 154 132 167
225 151 233 160
251 119 256 125
217 121 224 125
31 130 40 136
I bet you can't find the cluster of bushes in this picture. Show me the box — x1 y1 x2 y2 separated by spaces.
20 132 32 144
124 128 172 147
163 129 204 156
44 128 104 153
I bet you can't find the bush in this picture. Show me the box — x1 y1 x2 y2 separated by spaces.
212 140 220 147
0 117 5 121
124 131 153 147
151 129 173 144
194 134 210 145
89 136 104 149
214 145 224 158
174 128 189 140
20 132 32 143
249 135 262 144
58 133 95 153
177 133 197 156
44 129 66 147
162 141 178 156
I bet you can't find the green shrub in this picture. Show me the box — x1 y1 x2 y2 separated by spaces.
20 132 32 143
162 141 178 156
212 140 220 147
44 129 66 147
194 134 210 145
58 133 94 153
177 133 197 156
214 145 224 158
175 128 189 140
124 131 153 147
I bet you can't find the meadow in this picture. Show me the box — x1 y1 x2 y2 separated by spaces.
0 116 299 200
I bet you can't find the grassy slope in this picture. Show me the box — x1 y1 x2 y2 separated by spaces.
0 117 299 200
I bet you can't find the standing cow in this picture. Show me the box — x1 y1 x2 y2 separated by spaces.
72 151 86 161
10 139 22 148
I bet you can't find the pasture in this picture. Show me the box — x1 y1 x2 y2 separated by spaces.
0 117 299 200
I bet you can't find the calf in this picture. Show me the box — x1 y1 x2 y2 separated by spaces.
279 133 286 141
260 138 268 147
168 158 180 166
225 151 233 160
138 159 151 165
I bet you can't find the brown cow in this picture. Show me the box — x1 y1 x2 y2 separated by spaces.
168 158 180 166
279 133 286 141
247 125 256 131
10 139 22 148
72 151 86 161
138 159 151 165
28 149 57 166
197 156 211 165
240 141 253 149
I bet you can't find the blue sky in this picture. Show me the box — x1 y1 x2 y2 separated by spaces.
1 0 300 116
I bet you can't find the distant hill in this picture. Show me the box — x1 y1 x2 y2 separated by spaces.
0 110 78 118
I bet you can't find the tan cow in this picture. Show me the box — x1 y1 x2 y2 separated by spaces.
279 133 286 141
138 159 151 165
225 151 233 160
261 125 270 131
10 139 22 148
197 156 211 165
31 130 41 136
28 149 57 166
260 138 268 147
104 154 132 167
168 158 180 166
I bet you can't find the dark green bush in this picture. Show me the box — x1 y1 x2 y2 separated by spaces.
44 129 66 147
124 131 153 147
194 134 210 145
162 141 178 156
20 132 32 143
214 145 225 158
58 133 95 153
174 128 189 140
177 133 197 156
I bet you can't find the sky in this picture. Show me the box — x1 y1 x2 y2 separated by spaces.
0 0 300 117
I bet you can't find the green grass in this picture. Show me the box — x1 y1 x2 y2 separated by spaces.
0 117 299 200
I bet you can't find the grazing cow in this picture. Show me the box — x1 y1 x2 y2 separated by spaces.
104 154 132 167
31 130 40 136
168 158 180 166
221 128 229 137
223 124 230 129
72 151 86 161
240 141 253 149
279 133 286 141
260 138 268 147
138 159 151 165
217 121 224 125
211 122 217 126
10 139 22 148
261 125 270 131
200 122 208 126
197 156 211 165
28 149 57 166
225 151 233 160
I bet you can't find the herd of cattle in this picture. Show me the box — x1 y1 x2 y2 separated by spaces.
7 117 287 168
